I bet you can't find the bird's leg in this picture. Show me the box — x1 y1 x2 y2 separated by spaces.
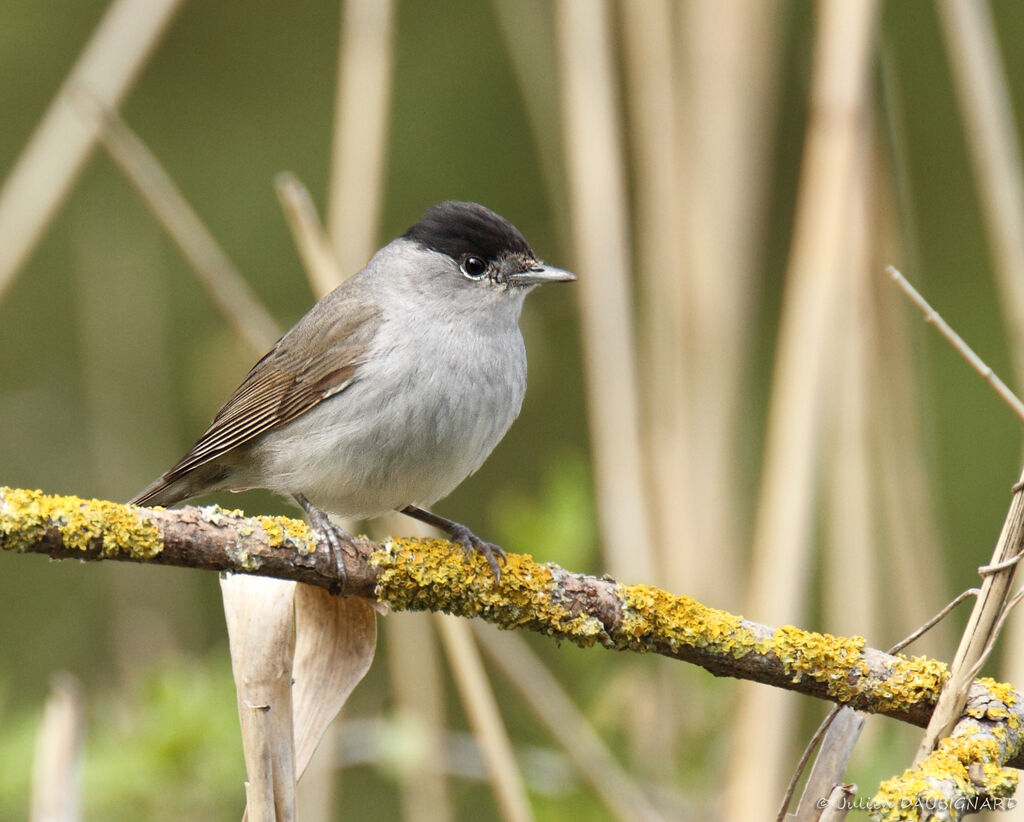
400 505 506 583
294 493 350 594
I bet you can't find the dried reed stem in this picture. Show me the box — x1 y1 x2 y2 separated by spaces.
937 0 1024 381
275 172 344 299
29 676 83 822
474 625 671 822
0 0 184 300
619 0 690 595
326 0 395 281
725 0 880 812
555 0 655 581
823 125 878 641
384 611 452 822
678 0 782 603
75 92 281 356
378 514 452 822
435 616 534 822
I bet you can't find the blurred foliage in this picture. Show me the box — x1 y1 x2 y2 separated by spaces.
0 657 242 822
490 450 597 574
0 654 639 821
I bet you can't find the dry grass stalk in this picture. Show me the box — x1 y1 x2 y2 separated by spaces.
29 676 83 822
724 0 880 812
616 0 689 782
619 0 690 595
554 0 655 582
677 0 782 605
473 625 672 822
326 0 396 280
937 0 1024 379
823 124 878 643
0 0 184 301
435 616 534 822
275 172 344 299
888 268 1024 423
384 610 452 822
75 93 281 356
378 513 452 822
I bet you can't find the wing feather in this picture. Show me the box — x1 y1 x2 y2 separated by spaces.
159 291 381 484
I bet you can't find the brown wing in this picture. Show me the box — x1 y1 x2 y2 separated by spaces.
159 291 381 484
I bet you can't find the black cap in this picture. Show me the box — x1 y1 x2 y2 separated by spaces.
404 201 535 263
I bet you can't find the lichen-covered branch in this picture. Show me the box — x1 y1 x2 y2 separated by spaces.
2 486 1023 791
871 679 1021 819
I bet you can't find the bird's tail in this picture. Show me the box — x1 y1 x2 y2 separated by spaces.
129 463 230 508
129 475 192 508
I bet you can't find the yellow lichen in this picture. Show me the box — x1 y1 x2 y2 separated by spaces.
259 516 287 547
977 677 1018 708
870 655 949 715
617 583 770 657
256 515 314 554
871 729 1019 820
0 487 162 559
371 538 606 642
771 625 866 702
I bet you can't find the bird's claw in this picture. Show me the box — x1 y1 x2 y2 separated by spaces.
294 493 350 594
447 522 506 583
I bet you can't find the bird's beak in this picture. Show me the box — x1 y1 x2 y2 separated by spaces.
507 264 577 286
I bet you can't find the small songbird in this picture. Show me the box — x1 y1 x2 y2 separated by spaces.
130 201 575 582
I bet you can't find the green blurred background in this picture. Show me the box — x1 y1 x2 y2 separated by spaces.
2 0 1024 819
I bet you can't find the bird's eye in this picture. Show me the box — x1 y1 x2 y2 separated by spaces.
461 256 487 279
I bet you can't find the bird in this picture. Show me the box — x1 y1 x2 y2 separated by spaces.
130 200 575 584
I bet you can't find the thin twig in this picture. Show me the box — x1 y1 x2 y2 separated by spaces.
886 266 1024 423
979 554 1024 576
887 588 979 654
891 264 1024 760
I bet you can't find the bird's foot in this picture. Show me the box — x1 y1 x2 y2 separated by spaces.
447 521 507 583
400 505 506 583
294 493 350 594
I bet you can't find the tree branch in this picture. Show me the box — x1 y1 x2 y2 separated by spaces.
2 486 1023 797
